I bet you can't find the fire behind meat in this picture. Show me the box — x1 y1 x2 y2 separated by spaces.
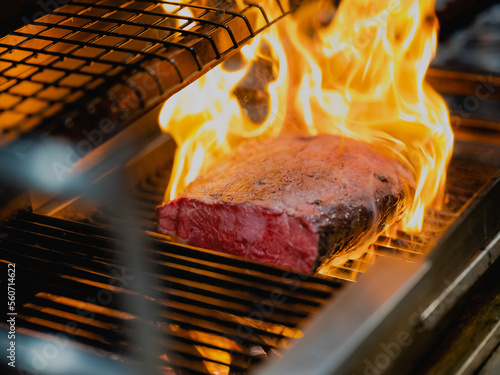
156 134 414 273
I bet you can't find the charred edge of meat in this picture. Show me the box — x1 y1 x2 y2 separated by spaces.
315 204 372 270
314 190 409 271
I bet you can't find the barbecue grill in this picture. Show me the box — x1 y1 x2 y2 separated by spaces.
1 1 500 374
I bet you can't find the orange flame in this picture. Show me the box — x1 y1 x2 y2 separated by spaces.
161 1 198 30
159 28 288 201
159 0 453 232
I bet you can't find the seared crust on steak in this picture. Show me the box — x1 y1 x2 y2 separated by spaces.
157 134 414 273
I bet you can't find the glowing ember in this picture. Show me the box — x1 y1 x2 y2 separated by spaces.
159 0 453 234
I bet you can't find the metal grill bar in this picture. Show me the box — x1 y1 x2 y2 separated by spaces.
35 9 223 58
68 0 255 43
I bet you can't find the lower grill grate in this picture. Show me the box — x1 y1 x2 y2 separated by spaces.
1 211 340 374
83 151 498 281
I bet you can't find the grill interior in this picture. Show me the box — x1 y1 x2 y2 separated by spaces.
1 138 498 374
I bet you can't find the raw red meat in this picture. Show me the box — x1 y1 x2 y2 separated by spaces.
156 134 413 273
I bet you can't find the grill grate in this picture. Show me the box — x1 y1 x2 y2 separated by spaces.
1 211 340 374
81 151 499 282
0 0 291 144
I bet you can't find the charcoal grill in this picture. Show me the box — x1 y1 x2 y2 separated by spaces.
1 1 500 375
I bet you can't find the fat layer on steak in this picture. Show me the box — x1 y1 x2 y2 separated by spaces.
156 134 414 273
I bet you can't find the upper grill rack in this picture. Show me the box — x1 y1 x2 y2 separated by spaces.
0 0 291 144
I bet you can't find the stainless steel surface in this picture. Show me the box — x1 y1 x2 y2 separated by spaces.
420 230 500 331
456 319 500 375
478 343 500 375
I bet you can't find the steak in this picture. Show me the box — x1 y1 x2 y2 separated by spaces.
156 134 414 273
